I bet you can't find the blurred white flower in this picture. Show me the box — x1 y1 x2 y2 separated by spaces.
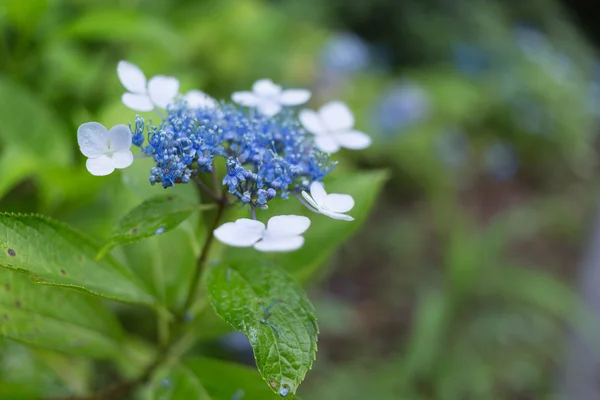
232 79 311 117
300 101 371 153
214 215 310 252
184 90 218 109
77 122 133 176
117 60 180 111
301 182 354 221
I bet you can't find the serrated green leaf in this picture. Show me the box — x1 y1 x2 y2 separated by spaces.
97 195 208 259
0 213 155 305
0 269 123 357
222 170 388 282
206 261 318 396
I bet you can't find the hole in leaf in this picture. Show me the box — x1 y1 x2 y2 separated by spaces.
131 228 138 234
60 269 66 275
7 249 15 257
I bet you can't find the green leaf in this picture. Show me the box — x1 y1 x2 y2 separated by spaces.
148 358 301 400
223 170 388 282
0 213 155 305
59 10 184 54
121 222 201 310
150 364 211 400
97 195 208 259
0 78 72 166
0 269 123 357
206 261 318 397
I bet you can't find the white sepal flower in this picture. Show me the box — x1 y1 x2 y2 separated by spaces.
77 122 134 176
184 90 218 109
117 60 180 111
301 182 355 221
214 215 310 252
299 101 371 153
232 79 311 117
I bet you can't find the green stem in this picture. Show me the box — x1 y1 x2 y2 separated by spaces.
181 196 226 314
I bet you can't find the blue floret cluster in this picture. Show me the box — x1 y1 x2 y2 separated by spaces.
130 101 336 209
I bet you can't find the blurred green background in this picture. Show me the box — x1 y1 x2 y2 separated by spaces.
3 0 600 398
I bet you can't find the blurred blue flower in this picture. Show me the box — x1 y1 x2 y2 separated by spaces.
452 43 491 77
484 141 519 181
514 25 552 59
374 80 430 136
436 130 469 167
320 32 371 75
513 24 573 83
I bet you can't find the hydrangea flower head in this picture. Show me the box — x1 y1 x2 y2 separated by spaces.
300 101 371 153
132 101 336 206
214 215 310 252
232 79 311 117
79 61 372 252
77 122 133 176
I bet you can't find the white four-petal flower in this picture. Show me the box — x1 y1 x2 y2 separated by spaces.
232 79 311 117
117 60 180 112
299 101 372 153
301 182 355 221
77 122 134 176
214 215 310 252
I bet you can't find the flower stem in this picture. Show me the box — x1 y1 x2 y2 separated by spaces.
192 176 221 203
181 194 227 315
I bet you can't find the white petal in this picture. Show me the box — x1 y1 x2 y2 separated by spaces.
122 93 154 112
299 109 327 135
214 219 265 247
148 76 180 108
117 61 147 94
254 236 305 252
319 101 355 132
335 130 372 150
301 191 321 210
266 215 311 236
86 155 115 176
309 182 328 205
106 124 132 152
232 91 260 107
111 150 134 169
324 194 355 213
257 101 282 117
315 135 341 153
77 122 108 158
252 79 281 97
185 90 218 109
320 209 355 221
280 89 311 106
